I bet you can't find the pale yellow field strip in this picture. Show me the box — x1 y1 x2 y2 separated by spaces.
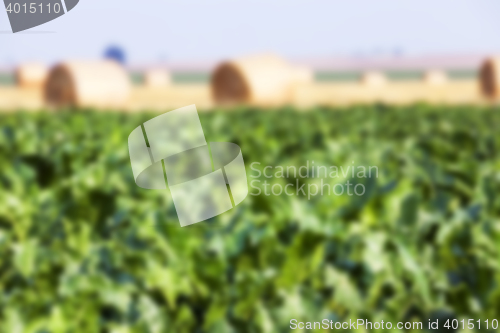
127 84 213 111
293 80 484 107
0 87 45 111
0 80 489 112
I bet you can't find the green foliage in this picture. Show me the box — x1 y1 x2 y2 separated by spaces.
0 105 500 332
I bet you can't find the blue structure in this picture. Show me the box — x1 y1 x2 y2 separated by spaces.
104 46 126 65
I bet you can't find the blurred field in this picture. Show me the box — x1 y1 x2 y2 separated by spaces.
0 78 486 111
1 105 500 332
129 84 213 110
0 87 44 110
293 79 483 107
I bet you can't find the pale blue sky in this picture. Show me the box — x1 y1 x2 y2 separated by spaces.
1 0 500 65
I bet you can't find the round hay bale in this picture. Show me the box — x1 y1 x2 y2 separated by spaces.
360 71 387 87
16 63 48 89
480 57 500 99
211 54 313 106
45 60 131 108
144 69 171 88
423 70 448 85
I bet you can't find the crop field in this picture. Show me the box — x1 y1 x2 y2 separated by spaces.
1 105 500 332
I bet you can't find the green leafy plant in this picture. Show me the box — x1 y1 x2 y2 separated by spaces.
0 105 499 332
